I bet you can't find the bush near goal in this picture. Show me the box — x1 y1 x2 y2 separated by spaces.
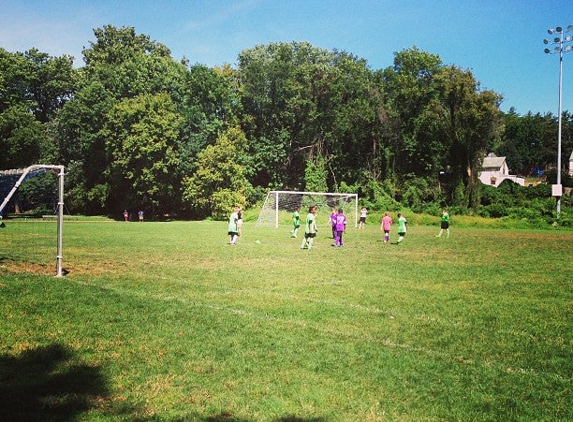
256 190 358 229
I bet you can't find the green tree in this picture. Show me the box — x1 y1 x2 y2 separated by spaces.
53 80 115 212
54 25 188 213
0 105 51 168
238 42 336 188
178 64 241 176
103 93 183 216
317 53 386 187
434 66 504 208
0 47 75 169
238 42 384 192
82 25 172 69
0 48 76 122
500 109 572 177
182 127 251 219
381 47 444 179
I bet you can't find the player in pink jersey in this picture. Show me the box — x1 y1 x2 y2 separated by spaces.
333 208 347 247
380 211 392 243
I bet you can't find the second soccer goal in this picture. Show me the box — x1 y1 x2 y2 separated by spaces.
256 190 358 228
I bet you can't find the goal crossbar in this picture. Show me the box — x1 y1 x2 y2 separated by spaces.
0 164 65 277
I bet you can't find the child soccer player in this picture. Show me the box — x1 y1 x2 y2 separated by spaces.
291 206 301 238
380 211 392 243
436 209 450 238
237 207 243 236
397 213 407 244
334 208 347 247
301 205 318 250
330 207 337 239
359 207 367 229
228 206 240 245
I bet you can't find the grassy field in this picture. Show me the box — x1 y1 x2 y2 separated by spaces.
1 217 572 421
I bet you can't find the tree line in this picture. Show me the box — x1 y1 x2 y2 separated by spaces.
1 25 572 220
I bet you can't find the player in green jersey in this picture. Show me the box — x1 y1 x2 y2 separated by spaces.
291 207 301 238
436 209 450 238
300 205 318 250
397 213 407 244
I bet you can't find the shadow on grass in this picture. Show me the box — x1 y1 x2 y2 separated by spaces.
0 343 112 421
204 414 326 422
0 344 326 422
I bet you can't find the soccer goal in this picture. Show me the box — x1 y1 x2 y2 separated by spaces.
0 165 65 277
256 190 359 228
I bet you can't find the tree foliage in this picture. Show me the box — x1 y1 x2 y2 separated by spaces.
103 93 183 215
181 127 250 219
433 66 504 208
1 26 570 221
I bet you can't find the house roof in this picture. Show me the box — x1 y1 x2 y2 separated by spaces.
482 153 506 169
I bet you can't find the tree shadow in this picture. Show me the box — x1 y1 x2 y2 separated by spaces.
203 413 326 422
0 343 328 421
0 343 111 421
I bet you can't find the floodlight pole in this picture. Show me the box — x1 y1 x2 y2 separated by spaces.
544 25 573 218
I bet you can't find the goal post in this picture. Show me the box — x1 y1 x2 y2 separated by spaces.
256 190 359 229
0 164 65 277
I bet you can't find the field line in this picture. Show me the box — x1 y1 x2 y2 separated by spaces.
71 279 569 382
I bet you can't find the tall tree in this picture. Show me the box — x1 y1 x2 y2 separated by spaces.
181 127 251 219
238 42 384 191
103 93 183 215
238 42 336 189
500 110 573 177
0 48 76 169
433 65 504 208
54 25 187 213
381 47 444 180
0 48 76 121
0 105 51 168
178 64 240 176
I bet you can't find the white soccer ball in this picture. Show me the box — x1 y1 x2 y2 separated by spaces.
255 240 261 244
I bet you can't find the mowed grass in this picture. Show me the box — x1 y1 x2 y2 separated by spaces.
1 218 572 421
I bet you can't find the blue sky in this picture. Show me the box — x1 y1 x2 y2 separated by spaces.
1 0 572 115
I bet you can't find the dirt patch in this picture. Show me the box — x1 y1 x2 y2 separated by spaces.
0 258 124 277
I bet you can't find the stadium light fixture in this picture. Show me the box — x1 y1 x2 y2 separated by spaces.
543 25 573 218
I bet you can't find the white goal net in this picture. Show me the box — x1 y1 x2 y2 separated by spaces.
256 190 358 228
0 165 65 277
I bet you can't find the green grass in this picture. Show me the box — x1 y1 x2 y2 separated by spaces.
1 218 572 421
